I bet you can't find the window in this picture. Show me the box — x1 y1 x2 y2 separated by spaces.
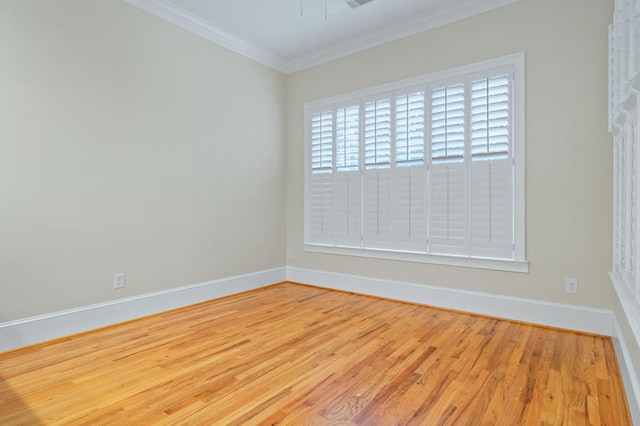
610 2 640 367
304 53 526 272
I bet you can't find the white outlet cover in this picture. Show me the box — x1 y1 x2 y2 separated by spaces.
565 278 578 294
114 273 125 289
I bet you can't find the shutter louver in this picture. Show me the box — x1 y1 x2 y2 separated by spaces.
630 124 637 285
469 74 513 259
621 133 628 277
311 111 333 173
430 83 466 255
394 166 426 251
309 110 334 244
431 85 464 164
363 97 392 248
336 106 360 171
470 162 512 258
334 105 361 246
394 91 426 251
471 76 510 161
396 92 425 167
335 171 361 246
364 99 391 169
363 169 392 248
430 165 466 255
309 173 334 244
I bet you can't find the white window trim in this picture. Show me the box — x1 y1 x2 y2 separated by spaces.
304 52 527 273
304 244 529 273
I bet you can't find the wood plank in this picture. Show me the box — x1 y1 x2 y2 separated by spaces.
0 283 632 424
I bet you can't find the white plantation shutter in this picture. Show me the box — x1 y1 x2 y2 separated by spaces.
334 106 361 246
334 171 361 246
469 74 513 258
620 132 628 277
309 173 334 244
430 83 466 255
311 111 333 171
470 162 512 258
394 166 426 251
363 97 393 248
431 84 465 164
394 91 426 251
364 99 392 168
471 76 510 160
396 92 425 166
309 111 334 244
430 165 466 255
611 6 640 360
305 54 524 269
363 168 392 248
630 123 637 286
336 106 360 171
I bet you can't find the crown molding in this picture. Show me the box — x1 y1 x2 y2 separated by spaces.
122 0 288 72
285 0 521 72
123 0 521 74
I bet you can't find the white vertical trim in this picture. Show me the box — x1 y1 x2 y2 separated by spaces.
463 75 473 256
610 24 615 132
612 270 640 353
612 315 640 424
512 52 526 261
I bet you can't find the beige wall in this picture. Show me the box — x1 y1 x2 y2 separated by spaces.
286 0 615 309
0 0 619 322
0 0 286 321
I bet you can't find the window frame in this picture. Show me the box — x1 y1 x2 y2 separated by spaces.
303 53 527 273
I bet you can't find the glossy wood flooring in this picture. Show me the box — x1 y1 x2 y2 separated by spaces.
0 283 632 425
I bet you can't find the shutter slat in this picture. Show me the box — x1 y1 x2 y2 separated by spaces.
431 84 465 165
336 105 360 171
430 165 466 255
311 111 334 171
364 99 392 168
471 75 510 161
335 171 361 246
363 168 393 248
396 91 425 166
470 159 513 259
394 166 426 250
309 173 334 244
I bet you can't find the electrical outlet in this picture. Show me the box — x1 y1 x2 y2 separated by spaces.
565 278 578 294
114 273 125 289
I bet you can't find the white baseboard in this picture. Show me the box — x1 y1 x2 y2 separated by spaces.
612 317 640 425
0 267 286 353
286 267 614 335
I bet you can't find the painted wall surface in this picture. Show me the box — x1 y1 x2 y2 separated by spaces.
0 0 286 321
286 0 615 309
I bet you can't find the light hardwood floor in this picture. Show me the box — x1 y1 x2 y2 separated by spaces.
0 283 632 425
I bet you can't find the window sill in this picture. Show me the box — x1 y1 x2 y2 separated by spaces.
303 244 529 273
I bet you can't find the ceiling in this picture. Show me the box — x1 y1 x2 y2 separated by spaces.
124 0 520 73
